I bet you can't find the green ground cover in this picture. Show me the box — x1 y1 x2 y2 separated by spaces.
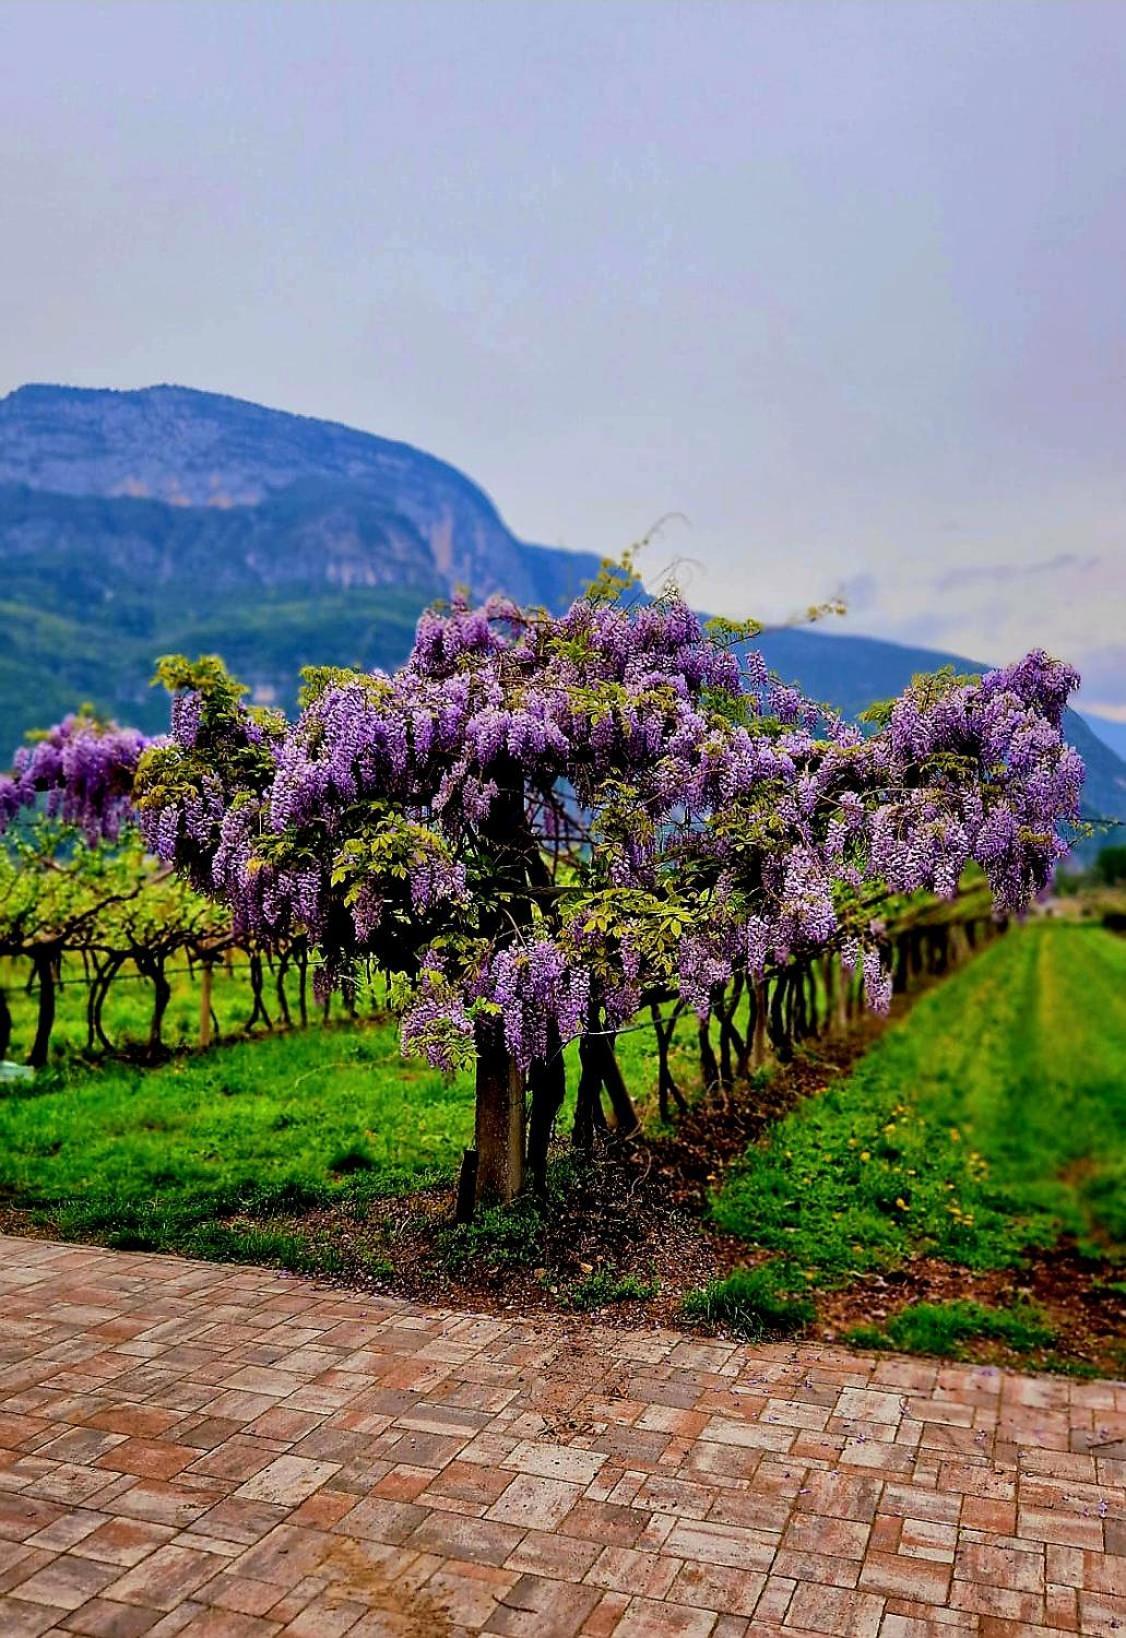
712 922 1126 1279
845 1298 1056 1359
0 960 695 1252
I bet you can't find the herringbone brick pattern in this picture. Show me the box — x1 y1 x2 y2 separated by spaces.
0 1235 1122 1635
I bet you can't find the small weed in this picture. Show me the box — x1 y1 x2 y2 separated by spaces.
844 1323 888 1351
1036 1354 1102 1380
682 1262 815 1339
845 1298 1055 1359
439 1195 545 1273
564 1269 658 1311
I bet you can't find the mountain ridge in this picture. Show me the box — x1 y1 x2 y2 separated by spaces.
0 382 1121 844
0 381 565 608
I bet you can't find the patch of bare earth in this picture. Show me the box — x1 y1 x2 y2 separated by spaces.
815 1248 1126 1377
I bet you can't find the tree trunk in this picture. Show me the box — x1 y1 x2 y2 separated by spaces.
698 1016 720 1091
247 952 272 1031
0 983 11 1063
274 951 292 1027
474 1017 525 1204
573 1031 609 1151
736 984 753 1080
91 957 122 1053
297 943 309 1027
147 958 171 1056
85 958 104 1053
820 958 836 1038
717 977 745 1090
751 981 768 1069
455 1148 479 1224
805 965 819 1038
768 972 793 1062
892 936 909 994
839 964 852 1024
793 967 808 1040
29 952 56 1069
651 1002 688 1121
845 962 860 1023
597 1032 640 1136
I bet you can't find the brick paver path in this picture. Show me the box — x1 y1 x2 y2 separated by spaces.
0 1237 1122 1636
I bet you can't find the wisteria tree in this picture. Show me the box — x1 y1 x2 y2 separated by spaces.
0 710 146 844
120 581 1083 1207
0 584 1084 1204
0 709 259 1064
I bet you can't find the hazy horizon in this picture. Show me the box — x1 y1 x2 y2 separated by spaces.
2 0 1124 719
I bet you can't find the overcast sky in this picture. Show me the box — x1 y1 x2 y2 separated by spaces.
2 0 1124 719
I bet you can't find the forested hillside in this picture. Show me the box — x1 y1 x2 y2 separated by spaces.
1 383 1122 837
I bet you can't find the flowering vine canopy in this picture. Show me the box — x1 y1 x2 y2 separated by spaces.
1 585 1083 1078
20 585 1070 1069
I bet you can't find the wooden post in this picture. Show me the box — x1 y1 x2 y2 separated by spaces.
834 959 848 1034
199 960 213 1049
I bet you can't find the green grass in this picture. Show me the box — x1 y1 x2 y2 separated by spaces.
0 954 700 1262
846 1298 1055 1358
0 1023 476 1242
712 923 1126 1280
682 1263 816 1338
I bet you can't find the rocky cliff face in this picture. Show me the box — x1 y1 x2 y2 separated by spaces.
0 384 566 604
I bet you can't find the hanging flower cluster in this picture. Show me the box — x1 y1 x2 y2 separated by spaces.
0 713 152 845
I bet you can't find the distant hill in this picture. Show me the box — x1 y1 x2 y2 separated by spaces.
0 384 601 739
0 383 1122 845
1081 712 1126 765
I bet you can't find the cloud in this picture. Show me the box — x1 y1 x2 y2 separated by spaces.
933 554 1101 593
824 553 1126 715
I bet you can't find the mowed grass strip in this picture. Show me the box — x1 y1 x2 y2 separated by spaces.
712 922 1126 1277
0 1024 477 1218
